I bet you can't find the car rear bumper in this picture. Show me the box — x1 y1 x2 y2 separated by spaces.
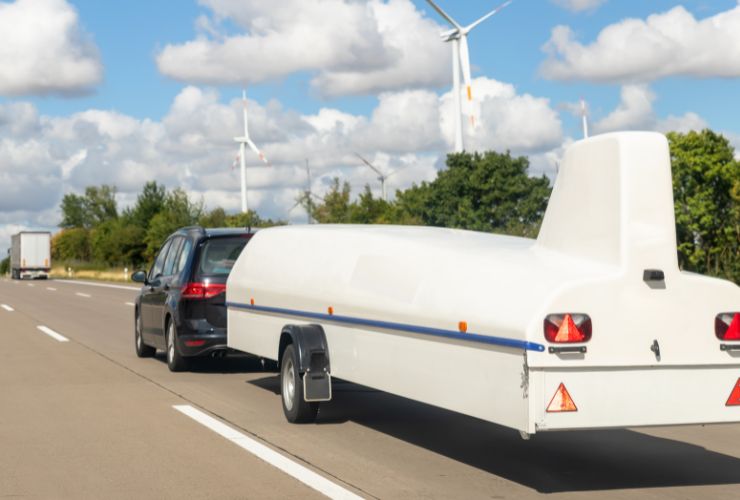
530 365 740 433
177 323 228 357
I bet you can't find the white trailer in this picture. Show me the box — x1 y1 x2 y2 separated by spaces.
226 132 740 434
10 231 52 280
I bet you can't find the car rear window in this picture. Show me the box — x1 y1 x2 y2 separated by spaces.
195 237 248 278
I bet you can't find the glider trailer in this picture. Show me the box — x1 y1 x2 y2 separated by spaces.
226 132 740 436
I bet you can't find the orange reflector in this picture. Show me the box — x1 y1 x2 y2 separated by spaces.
466 86 472 101
546 383 578 413
458 321 468 333
726 379 740 406
250 298 254 306
328 306 334 316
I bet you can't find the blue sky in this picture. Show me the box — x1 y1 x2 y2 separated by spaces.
2 0 740 247
20 0 740 133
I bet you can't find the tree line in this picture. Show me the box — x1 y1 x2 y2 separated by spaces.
39 129 740 284
52 183 283 267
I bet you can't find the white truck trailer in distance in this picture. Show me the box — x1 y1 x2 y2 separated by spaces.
226 132 740 435
10 231 52 280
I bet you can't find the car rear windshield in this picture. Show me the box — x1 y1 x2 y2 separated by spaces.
195 237 248 278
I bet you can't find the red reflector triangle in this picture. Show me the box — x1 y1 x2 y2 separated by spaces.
547 383 578 413
555 314 585 343
726 314 740 340
726 379 740 406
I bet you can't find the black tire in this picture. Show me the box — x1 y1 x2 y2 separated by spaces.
280 344 319 423
166 320 189 372
134 309 155 358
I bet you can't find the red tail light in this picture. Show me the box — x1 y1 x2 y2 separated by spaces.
716 313 740 341
544 313 592 343
181 282 226 299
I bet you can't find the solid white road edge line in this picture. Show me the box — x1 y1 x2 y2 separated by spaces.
1 304 14 312
37 326 69 343
75 292 92 298
173 405 362 500
54 279 140 291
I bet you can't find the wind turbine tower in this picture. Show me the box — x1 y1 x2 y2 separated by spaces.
233 90 269 213
580 98 589 139
425 0 514 153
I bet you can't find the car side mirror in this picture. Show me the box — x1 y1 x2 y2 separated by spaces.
131 270 148 284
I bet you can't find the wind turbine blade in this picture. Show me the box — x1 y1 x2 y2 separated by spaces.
355 152 384 177
246 139 269 165
242 90 250 139
465 0 513 33
425 0 462 30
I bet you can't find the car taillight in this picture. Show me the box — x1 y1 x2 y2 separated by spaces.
181 282 226 299
716 313 740 341
544 313 592 343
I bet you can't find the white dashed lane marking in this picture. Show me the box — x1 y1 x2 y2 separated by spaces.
1 304 14 312
75 292 92 298
173 405 362 500
36 326 69 343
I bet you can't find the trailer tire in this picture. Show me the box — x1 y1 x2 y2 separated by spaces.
134 310 155 358
280 344 319 423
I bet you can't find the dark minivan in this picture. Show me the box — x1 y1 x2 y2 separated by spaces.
132 226 254 371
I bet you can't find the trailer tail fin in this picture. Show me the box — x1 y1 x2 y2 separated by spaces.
536 132 679 275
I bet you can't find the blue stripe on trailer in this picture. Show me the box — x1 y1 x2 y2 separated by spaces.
226 301 546 352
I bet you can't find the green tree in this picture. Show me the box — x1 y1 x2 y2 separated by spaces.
668 130 740 282
59 185 118 229
144 188 203 259
52 228 91 262
311 179 353 223
90 219 146 265
60 194 87 228
0 256 9 275
199 207 228 228
127 181 166 230
224 210 286 228
396 151 551 237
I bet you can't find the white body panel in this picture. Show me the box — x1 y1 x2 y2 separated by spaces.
11 232 51 278
227 132 740 433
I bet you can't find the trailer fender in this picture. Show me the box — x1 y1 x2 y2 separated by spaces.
279 324 332 402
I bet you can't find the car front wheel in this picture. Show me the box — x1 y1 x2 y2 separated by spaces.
135 310 155 358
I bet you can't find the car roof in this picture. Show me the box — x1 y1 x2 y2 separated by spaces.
174 226 257 239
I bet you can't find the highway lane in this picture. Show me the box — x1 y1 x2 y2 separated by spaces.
2 278 740 499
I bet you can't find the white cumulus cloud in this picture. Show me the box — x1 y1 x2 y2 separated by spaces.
593 85 707 134
0 0 103 96
156 0 449 97
540 4 740 83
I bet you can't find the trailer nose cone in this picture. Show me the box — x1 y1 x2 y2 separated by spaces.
547 383 578 413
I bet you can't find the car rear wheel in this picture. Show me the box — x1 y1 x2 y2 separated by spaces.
280 344 318 423
166 320 188 372
135 310 155 358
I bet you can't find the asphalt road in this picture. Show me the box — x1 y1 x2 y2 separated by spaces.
2 278 740 499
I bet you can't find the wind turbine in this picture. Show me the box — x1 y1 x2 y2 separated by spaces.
233 90 269 213
580 98 589 139
291 159 324 223
426 0 514 153
355 153 406 202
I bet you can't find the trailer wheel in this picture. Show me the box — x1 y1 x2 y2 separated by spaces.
134 310 155 358
280 344 319 423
